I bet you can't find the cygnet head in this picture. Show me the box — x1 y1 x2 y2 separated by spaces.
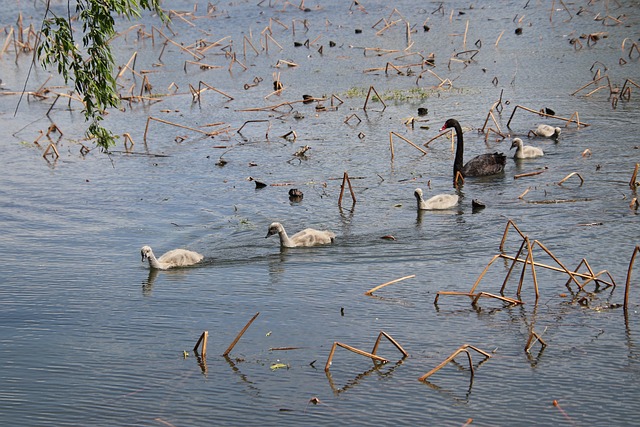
141 245 152 262
266 222 282 238
414 188 424 200
553 127 561 137
510 138 523 149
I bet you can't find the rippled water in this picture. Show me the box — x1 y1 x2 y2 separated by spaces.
1 0 640 425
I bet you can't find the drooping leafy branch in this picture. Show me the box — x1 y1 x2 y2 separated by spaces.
37 0 166 150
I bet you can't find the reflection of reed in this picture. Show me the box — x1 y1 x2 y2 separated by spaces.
325 359 405 395
420 376 474 405
223 355 260 396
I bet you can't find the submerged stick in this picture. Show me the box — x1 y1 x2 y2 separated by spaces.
222 312 260 356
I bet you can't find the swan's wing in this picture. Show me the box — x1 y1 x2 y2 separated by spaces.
158 249 203 266
463 153 506 176
291 229 335 246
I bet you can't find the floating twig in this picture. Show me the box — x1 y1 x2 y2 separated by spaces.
365 275 415 296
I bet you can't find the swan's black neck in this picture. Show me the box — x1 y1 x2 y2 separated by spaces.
452 121 464 177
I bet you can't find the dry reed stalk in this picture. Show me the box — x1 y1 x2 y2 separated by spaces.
418 344 491 381
222 312 260 357
168 9 196 27
363 86 386 110
193 331 209 357
481 107 502 133
524 329 547 353
623 246 640 312
390 132 428 157
564 259 615 290
557 172 584 186
242 35 260 57
324 341 389 372
123 133 135 150
514 169 546 179
423 128 453 147
280 130 297 141
471 292 523 306
143 116 218 142
270 17 288 30
363 47 400 56
269 347 302 351
228 52 248 71
116 52 138 80
518 187 531 199
344 113 362 124
506 105 590 128
365 274 415 296
375 19 403 36
571 75 612 96
275 59 298 68
495 29 505 47
484 128 506 142
463 20 469 49
153 26 203 60
196 81 234 100
237 119 271 136
184 60 223 71
265 33 284 52
520 237 539 300
371 331 409 358
42 143 60 159
499 236 527 294
0 27 14 57
338 171 356 207
630 163 640 189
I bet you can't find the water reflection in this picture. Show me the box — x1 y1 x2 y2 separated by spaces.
223 355 261 397
325 358 406 395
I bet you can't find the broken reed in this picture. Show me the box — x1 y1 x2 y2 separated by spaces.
324 330 408 372
418 344 491 381
434 219 617 307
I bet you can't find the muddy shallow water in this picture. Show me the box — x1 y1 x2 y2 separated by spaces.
1 1 640 426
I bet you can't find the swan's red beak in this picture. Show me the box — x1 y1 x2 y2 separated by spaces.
440 124 448 131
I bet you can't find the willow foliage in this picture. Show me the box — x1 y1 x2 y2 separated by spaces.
38 1 165 150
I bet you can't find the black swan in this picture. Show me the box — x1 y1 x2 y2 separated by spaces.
441 118 506 181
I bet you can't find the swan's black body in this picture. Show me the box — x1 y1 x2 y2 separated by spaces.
441 119 506 181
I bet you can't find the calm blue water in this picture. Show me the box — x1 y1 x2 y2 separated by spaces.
1 1 639 425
